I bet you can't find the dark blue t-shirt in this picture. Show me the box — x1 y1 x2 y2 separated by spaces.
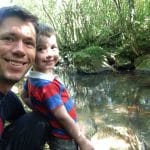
0 90 25 148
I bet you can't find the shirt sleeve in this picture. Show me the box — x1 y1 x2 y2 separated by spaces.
4 91 26 122
43 81 63 111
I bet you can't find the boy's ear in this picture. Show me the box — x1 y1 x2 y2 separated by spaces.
58 56 62 61
55 56 62 66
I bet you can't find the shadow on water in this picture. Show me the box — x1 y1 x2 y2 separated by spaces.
58 70 150 150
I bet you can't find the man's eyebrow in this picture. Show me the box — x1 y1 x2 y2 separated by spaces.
4 32 35 40
0 33 16 40
0 32 15 36
26 36 35 41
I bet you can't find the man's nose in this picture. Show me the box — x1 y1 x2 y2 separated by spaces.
12 40 25 56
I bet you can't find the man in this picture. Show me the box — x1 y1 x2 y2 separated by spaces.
0 5 48 150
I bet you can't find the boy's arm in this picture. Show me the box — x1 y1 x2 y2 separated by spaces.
21 90 34 110
52 105 95 150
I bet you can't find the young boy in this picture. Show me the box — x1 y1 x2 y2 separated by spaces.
21 23 94 150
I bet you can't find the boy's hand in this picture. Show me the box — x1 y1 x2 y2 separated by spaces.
77 135 95 150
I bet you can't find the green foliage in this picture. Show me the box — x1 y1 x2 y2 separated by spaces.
73 46 105 72
73 46 104 65
73 46 104 61
11 0 150 64
135 55 150 70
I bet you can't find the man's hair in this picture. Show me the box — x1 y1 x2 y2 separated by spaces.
38 23 55 37
0 5 39 33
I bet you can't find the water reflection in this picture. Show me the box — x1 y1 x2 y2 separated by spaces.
58 70 150 149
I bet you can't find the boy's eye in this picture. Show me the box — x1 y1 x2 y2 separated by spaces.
51 45 57 49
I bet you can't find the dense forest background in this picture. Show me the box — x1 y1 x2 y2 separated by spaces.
8 0 150 73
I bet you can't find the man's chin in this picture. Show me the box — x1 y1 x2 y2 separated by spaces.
4 77 21 85
3 75 23 84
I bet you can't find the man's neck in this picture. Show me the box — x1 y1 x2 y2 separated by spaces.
0 84 12 94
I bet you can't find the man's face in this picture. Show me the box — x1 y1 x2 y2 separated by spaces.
0 17 36 84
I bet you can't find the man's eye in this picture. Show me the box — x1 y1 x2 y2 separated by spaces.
25 40 35 48
37 46 43 51
3 36 14 42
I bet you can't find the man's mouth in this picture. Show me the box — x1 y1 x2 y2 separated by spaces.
5 59 27 66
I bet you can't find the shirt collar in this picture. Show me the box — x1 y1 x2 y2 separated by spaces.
28 71 56 81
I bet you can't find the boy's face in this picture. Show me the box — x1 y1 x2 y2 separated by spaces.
34 34 59 73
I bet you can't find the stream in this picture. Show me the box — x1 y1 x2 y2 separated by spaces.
57 70 150 150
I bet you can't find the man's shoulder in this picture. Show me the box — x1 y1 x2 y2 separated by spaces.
5 90 21 105
7 90 19 99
